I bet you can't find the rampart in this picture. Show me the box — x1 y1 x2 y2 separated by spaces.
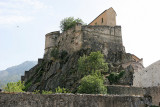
44 24 124 59
0 93 151 107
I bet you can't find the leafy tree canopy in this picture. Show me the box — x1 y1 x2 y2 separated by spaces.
60 17 84 31
78 51 108 75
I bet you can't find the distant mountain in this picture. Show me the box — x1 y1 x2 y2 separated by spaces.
0 61 37 88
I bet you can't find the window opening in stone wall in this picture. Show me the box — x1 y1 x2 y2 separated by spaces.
95 22 97 25
102 18 103 23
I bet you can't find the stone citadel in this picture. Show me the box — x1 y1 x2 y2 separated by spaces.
19 7 160 106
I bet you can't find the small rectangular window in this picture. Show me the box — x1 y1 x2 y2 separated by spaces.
102 18 103 23
95 22 97 25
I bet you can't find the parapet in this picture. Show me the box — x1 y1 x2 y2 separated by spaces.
82 25 122 37
45 31 60 37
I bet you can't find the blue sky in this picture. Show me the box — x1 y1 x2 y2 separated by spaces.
1 0 160 70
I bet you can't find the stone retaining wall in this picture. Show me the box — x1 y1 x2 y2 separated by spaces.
0 93 151 107
107 85 160 106
107 85 145 96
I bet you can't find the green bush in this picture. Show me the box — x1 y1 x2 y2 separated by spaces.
60 17 84 31
107 70 125 84
78 51 108 75
55 86 69 93
4 80 25 92
78 74 107 94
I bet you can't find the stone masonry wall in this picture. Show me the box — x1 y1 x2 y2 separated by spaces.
107 85 160 106
82 25 124 55
44 24 124 59
0 93 151 107
145 86 160 106
44 23 83 59
107 85 145 96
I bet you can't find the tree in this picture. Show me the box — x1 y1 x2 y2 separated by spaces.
78 74 107 94
77 51 108 94
60 17 84 31
78 51 108 75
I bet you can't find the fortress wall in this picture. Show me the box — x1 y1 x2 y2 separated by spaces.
44 24 83 59
45 31 60 54
44 31 60 59
107 85 145 96
107 85 160 106
44 25 124 59
0 93 151 107
56 26 83 54
22 63 43 83
82 25 124 55
145 86 160 106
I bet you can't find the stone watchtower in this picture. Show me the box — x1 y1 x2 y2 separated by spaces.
44 31 60 58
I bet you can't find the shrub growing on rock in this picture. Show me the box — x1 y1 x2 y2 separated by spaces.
78 74 107 94
55 86 69 93
60 17 84 31
107 70 125 84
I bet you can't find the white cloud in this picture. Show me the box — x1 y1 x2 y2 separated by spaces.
15 0 48 10
0 0 48 25
20 0 47 9
0 15 33 24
